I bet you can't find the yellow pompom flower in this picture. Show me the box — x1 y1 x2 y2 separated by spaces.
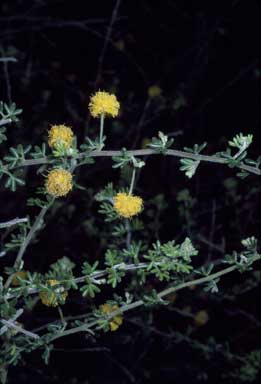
114 192 143 218
100 303 123 331
148 85 162 98
11 270 28 287
89 91 120 118
194 310 209 327
39 279 68 307
45 168 73 197
48 124 74 150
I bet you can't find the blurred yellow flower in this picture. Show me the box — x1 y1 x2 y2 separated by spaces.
89 91 120 118
114 192 143 218
114 39 125 51
48 124 73 150
39 279 68 307
45 168 73 197
148 85 162 98
194 310 209 327
100 303 123 331
11 270 28 287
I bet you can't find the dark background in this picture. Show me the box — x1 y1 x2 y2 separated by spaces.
0 0 260 383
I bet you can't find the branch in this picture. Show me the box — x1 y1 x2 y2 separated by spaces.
0 217 28 229
0 57 17 63
46 254 260 343
4 200 54 289
0 319 40 339
0 308 23 336
0 118 12 126
14 148 261 176
3 260 171 300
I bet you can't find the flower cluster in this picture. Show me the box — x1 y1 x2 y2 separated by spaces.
113 192 143 218
39 279 68 307
89 91 120 118
45 168 73 197
48 124 74 150
100 303 123 331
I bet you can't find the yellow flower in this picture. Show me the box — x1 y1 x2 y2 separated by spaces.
194 310 209 327
100 303 123 331
39 279 68 307
89 91 120 118
114 39 125 51
11 270 28 286
48 124 74 150
148 85 162 98
114 192 143 218
45 168 73 197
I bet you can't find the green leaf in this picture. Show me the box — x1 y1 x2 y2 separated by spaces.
179 237 198 261
0 127 7 144
180 158 200 178
148 131 174 154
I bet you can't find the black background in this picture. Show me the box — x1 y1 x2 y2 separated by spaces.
0 1 260 383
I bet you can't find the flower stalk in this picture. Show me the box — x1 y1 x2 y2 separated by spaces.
128 168 136 195
99 113 105 150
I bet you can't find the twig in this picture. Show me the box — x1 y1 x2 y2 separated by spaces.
125 219 131 249
105 352 136 383
0 57 17 63
128 168 136 195
45 254 260 343
4 260 170 300
94 0 122 87
0 319 40 339
0 217 28 229
14 148 261 176
0 308 23 336
0 118 12 127
3 61 12 103
4 200 54 289
53 347 110 353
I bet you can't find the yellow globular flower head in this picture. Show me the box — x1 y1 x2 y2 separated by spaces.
45 168 73 197
11 270 28 287
39 279 68 307
48 124 74 150
114 192 143 219
100 303 123 331
194 310 209 327
148 85 162 98
89 91 120 118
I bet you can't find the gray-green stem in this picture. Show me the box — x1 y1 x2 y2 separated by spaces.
128 168 136 195
13 148 261 176
4 199 54 289
43 254 260 343
99 113 105 150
